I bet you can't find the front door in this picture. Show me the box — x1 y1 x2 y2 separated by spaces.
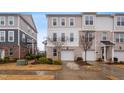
0 49 4 59
101 47 104 60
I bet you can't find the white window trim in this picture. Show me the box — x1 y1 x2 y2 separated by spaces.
101 32 107 41
8 31 14 42
116 16 124 26
52 17 58 27
0 16 5 26
84 15 94 26
60 17 66 27
0 31 5 42
8 16 14 26
22 33 26 42
115 33 124 42
70 33 74 42
69 17 75 27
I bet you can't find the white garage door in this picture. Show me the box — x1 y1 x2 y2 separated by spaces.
114 52 124 61
61 51 74 61
82 51 96 61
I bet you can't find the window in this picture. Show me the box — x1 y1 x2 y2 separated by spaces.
115 33 124 42
52 18 58 26
85 16 94 25
61 33 65 42
8 48 13 56
85 32 93 41
0 31 5 42
117 16 124 26
0 16 5 26
53 33 57 41
28 26 30 32
22 33 26 42
53 48 57 56
8 31 14 42
120 34 124 42
102 32 107 41
70 33 74 42
69 17 75 26
8 16 14 26
60 18 66 26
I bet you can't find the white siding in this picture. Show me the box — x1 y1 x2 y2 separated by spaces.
96 16 113 31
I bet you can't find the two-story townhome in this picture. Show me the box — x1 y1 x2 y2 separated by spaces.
46 12 124 62
0 14 37 59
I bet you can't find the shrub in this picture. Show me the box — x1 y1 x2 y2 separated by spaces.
38 57 48 64
26 53 36 60
3 57 9 63
76 57 83 62
47 58 53 64
96 58 102 62
53 60 62 65
0 58 4 64
10 58 18 62
114 57 118 63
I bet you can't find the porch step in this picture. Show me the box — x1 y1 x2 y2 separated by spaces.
0 75 55 80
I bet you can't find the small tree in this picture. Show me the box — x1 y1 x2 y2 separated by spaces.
79 32 94 62
47 37 68 61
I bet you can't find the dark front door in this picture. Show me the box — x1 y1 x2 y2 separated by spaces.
101 47 104 60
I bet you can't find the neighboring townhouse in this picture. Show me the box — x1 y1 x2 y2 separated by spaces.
46 12 124 62
0 14 37 59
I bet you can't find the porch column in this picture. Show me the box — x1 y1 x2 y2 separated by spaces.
112 46 114 62
104 46 107 62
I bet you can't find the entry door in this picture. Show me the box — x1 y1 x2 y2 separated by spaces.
0 49 2 59
0 49 5 59
101 47 104 59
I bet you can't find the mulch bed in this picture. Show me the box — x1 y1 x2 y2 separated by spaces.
106 62 124 65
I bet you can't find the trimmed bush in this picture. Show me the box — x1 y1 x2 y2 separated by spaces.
96 58 102 62
16 59 28 66
38 57 48 64
53 60 62 65
3 57 9 63
76 57 83 62
47 58 53 64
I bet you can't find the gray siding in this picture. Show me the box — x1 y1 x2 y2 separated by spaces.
0 29 18 45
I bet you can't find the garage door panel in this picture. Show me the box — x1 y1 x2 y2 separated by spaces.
114 52 124 61
82 51 96 61
61 51 74 61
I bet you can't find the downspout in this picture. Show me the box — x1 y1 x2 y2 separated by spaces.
18 16 20 59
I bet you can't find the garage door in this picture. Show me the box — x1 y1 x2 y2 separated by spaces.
61 51 74 61
82 51 96 61
114 52 124 61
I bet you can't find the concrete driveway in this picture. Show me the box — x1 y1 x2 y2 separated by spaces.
53 62 124 80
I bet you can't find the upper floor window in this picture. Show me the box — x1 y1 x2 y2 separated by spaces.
117 16 124 26
52 17 58 26
70 33 74 42
8 31 14 42
69 17 75 26
115 33 124 42
85 16 94 25
61 33 65 42
53 33 57 41
8 16 14 26
0 16 5 26
0 31 5 42
101 32 107 41
60 18 66 26
28 26 30 32
22 33 26 42
85 32 93 41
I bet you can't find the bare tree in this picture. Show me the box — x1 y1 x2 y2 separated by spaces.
79 32 94 62
47 36 68 61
